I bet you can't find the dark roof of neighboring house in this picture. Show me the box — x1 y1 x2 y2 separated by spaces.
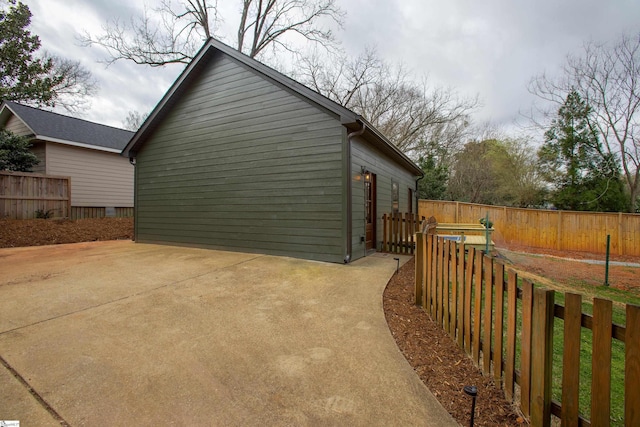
0 101 134 153
123 38 423 176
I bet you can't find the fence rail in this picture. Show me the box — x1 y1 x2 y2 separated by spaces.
71 206 134 220
381 212 424 254
415 233 640 426
0 171 71 219
418 200 640 257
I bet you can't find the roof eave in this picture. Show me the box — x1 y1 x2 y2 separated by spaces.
36 136 122 153
0 102 37 135
122 39 215 158
356 118 423 177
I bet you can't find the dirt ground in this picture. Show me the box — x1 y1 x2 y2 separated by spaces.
497 243 640 294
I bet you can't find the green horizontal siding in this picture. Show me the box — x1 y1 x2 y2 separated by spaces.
350 136 417 260
136 54 345 262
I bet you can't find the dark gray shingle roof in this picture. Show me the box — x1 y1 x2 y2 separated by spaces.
2 101 133 151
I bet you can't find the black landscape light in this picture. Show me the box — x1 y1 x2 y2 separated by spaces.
393 257 400 274
463 385 478 427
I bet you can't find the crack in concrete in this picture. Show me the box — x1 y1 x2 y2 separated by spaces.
0 354 69 426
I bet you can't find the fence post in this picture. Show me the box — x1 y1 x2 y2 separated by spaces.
382 214 388 252
561 293 582 426
421 232 428 308
449 241 457 339
530 288 555 427
626 304 640 426
493 262 505 385
426 234 433 311
504 269 518 402
618 212 623 256
430 235 438 317
442 240 450 329
557 210 563 250
415 232 423 306
456 240 465 348
409 213 415 255
464 247 475 354
591 298 613 426
520 280 534 417
472 249 483 365
482 255 494 374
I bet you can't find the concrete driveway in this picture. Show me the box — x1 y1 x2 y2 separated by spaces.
0 241 457 426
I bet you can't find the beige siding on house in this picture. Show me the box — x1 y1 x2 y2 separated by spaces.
30 141 46 174
46 143 133 207
5 114 32 136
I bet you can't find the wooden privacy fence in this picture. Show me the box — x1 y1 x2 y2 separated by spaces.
418 200 640 257
414 233 640 426
0 171 71 219
381 212 425 254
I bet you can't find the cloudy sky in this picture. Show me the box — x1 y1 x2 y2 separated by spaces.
22 0 640 132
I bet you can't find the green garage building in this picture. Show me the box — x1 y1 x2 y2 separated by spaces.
123 38 422 263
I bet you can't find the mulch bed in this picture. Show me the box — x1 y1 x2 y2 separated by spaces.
0 217 133 248
383 257 526 426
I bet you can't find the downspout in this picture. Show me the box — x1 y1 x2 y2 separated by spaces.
129 154 137 242
415 175 424 216
345 121 366 263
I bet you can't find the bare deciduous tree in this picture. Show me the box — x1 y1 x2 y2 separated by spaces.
297 49 477 158
46 54 98 114
122 110 148 131
448 138 545 207
237 0 343 58
529 32 640 211
81 0 342 66
81 0 216 66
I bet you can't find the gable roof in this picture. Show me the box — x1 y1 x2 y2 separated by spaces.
0 101 134 153
123 38 423 176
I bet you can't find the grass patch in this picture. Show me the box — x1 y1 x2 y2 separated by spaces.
507 272 631 425
433 248 636 425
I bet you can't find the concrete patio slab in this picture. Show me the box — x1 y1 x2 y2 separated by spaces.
0 241 457 426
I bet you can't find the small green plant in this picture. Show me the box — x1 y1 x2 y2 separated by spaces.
35 209 54 219
479 217 493 228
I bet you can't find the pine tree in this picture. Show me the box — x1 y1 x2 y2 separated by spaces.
0 0 57 105
0 129 39 172
538 90 627 211
417 154 448 200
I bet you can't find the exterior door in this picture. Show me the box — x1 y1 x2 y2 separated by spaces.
365 173 377 250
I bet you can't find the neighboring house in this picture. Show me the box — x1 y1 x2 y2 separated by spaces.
0 101 134 218
123 38 423 263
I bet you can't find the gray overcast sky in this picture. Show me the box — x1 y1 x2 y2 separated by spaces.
22 0 640 132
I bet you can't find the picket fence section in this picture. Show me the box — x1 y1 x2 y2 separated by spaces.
381 212 424 254
414 233 640 427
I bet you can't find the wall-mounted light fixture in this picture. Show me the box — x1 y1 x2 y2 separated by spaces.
360 166 371 183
